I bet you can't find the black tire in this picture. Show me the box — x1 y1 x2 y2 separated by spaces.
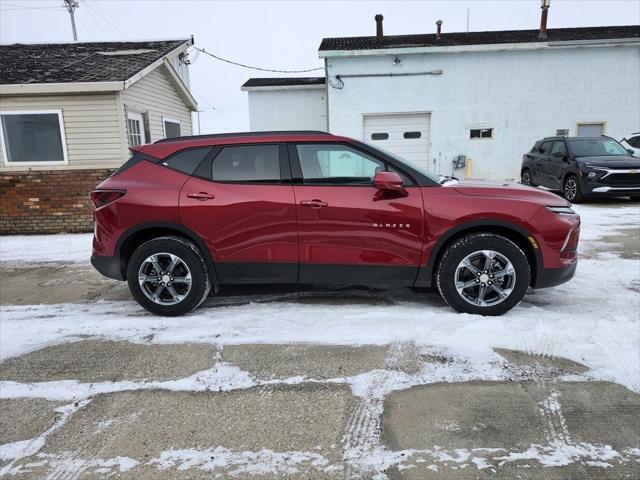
521 168 536 187
563 175 584 203
127 236 210 316
436 233 531 316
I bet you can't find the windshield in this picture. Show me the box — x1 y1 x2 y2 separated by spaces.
568 138 629 157
363 141 441 184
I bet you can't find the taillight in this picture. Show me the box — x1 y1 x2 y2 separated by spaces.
91 189 126 208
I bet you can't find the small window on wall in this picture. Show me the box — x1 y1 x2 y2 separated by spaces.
403 131 421 139
470 128 493 139
163 117 181 139
127 111 148 146
0 110 68 164
556 129 569 136
370 133 389 140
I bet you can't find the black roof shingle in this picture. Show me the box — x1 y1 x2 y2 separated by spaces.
242 77 326 88
0 39 189 85
319 25 640 52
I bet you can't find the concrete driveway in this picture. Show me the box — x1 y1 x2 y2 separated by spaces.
1 202 639 479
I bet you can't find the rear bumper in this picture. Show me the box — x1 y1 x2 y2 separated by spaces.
91 253 124 281
534 260 577 289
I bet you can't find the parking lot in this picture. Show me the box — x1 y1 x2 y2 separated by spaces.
0 201 639 479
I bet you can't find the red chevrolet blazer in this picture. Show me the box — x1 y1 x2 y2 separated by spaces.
91 131 580 316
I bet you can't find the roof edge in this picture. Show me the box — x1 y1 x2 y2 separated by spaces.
0 81 124 95
318 37 640 58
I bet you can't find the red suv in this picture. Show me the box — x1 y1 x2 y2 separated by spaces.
91 131 580 317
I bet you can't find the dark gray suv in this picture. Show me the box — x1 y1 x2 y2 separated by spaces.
521 136 640 202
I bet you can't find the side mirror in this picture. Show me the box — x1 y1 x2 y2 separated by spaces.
552 151 566 158
373 171 404 191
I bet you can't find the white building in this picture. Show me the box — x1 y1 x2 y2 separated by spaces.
243 20 640 181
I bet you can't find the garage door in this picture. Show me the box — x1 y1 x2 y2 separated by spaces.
363 113 431 171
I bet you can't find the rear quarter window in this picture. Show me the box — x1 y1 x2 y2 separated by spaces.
161 147 212 175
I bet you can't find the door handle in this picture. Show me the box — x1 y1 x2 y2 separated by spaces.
186 192 215 200
300 199 328 208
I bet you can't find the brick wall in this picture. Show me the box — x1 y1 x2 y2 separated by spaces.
0 169 114 235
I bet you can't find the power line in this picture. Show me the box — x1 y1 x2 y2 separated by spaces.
87 0 127 39
194 47 324 74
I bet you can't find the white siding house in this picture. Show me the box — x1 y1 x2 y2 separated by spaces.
243 24 640 181
0 39 197 234
241 77 327 131
0 39 197 171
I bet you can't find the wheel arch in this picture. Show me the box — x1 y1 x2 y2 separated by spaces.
116 221 218 285
414 220 541 288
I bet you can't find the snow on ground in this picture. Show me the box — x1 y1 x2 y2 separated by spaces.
0 233 92 264
0 202 639 477
0 203 639 394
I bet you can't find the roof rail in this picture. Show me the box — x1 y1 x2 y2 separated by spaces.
155 130 330 144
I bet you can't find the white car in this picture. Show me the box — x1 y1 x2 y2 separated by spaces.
621 132 640 157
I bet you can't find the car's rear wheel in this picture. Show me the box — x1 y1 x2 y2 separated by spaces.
436 233 530 316
521 169 536 187
563 175 584 203
127 236 210 316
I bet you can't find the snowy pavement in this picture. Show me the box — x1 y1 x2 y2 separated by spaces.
0 202 639 478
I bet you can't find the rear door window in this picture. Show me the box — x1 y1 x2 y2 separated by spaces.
212 145 281 183
551 142 567 155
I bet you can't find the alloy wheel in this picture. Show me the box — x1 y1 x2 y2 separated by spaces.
564 179 577 201
521 171 531 186
138 252 192 305
454 250 516 307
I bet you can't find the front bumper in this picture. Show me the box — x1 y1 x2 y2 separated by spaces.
534 260 577 289
585 185 640 197
91 254 124 281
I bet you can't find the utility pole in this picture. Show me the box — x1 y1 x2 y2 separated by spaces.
63 0 79 41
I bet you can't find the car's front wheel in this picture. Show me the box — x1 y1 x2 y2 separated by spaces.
436 233 531 316
563 175 584 202
127 236 210 316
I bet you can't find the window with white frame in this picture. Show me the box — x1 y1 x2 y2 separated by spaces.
126 111 147 146
0 110 68 164
162 117 181 139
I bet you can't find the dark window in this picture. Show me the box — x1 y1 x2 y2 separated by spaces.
556 129 569 136
470 128 493 139
370 133 389 140
626 136 640 148
538 141 553 155
161 148 211 175
163 119 181 138
551 142 567 155
296 144 385 185
403 131 421 139
212 145 280 182
1 112 65 163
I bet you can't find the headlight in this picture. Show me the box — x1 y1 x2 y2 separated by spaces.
547 206 577 215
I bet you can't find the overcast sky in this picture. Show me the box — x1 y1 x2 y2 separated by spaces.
1 0 639 133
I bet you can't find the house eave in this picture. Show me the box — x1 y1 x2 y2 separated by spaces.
0 82 124 95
